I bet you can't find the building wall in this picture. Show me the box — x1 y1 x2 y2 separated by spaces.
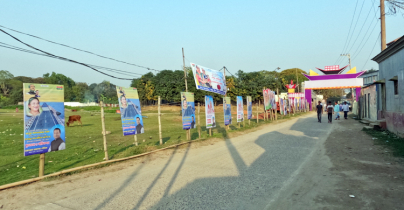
361 85 378 121
378 48 404 136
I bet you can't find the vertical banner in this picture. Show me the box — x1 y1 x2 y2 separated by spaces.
263 89 271 111
116 87 144 136
23 83 65 156
283 99 287 115
271 91 276 110
223 97 231 125
181 92 196 130
190 63 226 95
247 96 252 120
237 96 243 122
280 98 284 115
205 95 216 128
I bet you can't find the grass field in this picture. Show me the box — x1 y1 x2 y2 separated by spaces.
0 104 307 186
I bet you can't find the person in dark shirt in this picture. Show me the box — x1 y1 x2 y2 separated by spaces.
191 116 195 128
316 101 323 123
48 128 65 152
136 117 144 134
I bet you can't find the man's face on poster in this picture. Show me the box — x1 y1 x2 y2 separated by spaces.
53 129 61 139
29 84 35 91
192 116 194 122
136 117 140 125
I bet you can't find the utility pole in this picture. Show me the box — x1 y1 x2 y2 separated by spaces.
295 68 299 92
182 48 188 92
380 0 386 50
341 53 353 99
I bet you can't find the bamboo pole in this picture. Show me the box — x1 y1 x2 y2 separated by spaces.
158 96 162 145
134 135 138 146
256 101 259 123
100 101 109 160
209 128 212 136
39 153 45 177
198 102 201 138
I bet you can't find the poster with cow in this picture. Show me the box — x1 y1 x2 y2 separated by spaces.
23 83 65 156
205 95 216 128
181 92 196 130
116 87 144 136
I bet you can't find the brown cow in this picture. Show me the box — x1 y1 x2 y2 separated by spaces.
71 109 77 112
67 115 82 127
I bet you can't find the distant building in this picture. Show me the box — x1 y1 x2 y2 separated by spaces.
358 70 379 121
371 35 404 136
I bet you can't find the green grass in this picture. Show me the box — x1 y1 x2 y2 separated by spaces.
0 106 308 186
363 128 404 158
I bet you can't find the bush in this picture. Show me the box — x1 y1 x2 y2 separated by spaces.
0 105 23 109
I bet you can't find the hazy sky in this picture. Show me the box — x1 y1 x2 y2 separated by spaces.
1 0 403 87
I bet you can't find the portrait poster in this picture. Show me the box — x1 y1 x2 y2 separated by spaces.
223 97 231 126
190 63 226 95
116 87 144 136
263 89 271 111
280 98 284 115
271 91 276 110
205 95 216 128
181 92 196 130
237 96 243 122
23 83 65 156
247 96 252 120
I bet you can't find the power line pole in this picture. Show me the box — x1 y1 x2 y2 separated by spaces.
380 0 386 50
182 47 188 92
341 53 354 100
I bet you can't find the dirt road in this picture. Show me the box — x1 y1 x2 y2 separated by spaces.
1 113 403 209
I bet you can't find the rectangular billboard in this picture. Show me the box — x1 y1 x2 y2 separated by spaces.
263 89 271 111
23 83 65 156
181 92 196 130
223 97 231 126
190 63 226 95
205 95 216 128
247 96 252 120
237 96 243 122
116 87 144 136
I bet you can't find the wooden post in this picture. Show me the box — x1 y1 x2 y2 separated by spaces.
256 101 259 123
158 96 162 145
100 101 109 160
198 102 201 138
134 135 138 146
39 153 45 177
209 128 212 136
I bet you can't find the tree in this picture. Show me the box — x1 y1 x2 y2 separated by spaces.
72 82 89 102
43 72 76 101
0 70 14 96
279 68 308 92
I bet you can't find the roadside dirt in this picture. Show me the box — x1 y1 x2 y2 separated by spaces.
269 117 404 210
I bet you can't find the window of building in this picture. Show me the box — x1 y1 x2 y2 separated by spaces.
394 80 398 95
373 75 377 82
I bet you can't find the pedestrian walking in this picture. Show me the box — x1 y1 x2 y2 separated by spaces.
316 101 323 123
342 101 349 119
326 101 334 123
334 102 340 120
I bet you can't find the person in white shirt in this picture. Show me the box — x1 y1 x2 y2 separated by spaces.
342 101 349 119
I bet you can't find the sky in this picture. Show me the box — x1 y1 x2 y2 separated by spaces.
1 0 403 87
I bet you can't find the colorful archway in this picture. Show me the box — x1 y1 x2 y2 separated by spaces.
304 66 365 110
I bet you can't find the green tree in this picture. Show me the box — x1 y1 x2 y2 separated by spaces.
43 72 76 101
0 70 14 96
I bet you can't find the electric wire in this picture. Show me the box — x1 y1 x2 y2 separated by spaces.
342 0 366 55
0 29 135 80
0 24 161 72
0 42 144 77
359 33 381 71
334 0 360 65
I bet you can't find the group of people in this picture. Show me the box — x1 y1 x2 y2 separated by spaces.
316 101 350 123
194 65 212 88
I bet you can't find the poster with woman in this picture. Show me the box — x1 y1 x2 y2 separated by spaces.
23 83 65 156
237 96 243 122
116 87 144 136
271 91 276 110
205 95 216 128
181 92 196 130
223 97 231 125
247 96 252 120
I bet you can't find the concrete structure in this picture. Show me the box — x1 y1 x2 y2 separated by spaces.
372 35 404 136
359 70 379 86
360 84 378 121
